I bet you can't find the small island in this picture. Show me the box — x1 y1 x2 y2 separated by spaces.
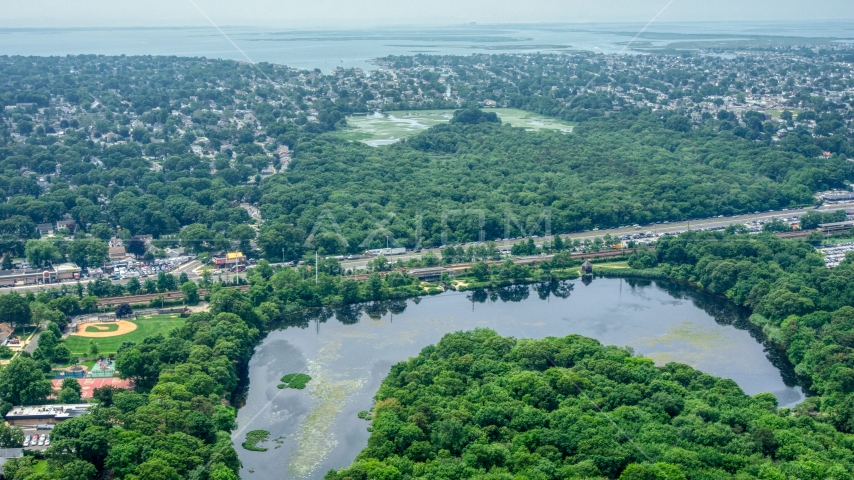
277 373 312 389
242 430 271 452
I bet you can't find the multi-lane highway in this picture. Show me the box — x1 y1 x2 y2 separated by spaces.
332 205 838 271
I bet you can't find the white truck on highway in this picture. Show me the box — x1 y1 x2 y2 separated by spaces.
366 247 406 256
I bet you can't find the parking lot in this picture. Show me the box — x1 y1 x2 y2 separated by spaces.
818 242 854 268
104 255 197 280
21 429 51 450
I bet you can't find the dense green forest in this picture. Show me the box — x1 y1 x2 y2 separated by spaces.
0 288 264 480
257 110 851 257
5 103 850 264
11 231 854 479
626 231 854 429
0 49 853 480
325 329 854 480
0 51 852 264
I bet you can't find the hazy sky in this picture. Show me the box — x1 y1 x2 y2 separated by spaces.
3 0 853 28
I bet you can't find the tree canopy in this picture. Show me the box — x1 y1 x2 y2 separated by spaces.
326 329 854 480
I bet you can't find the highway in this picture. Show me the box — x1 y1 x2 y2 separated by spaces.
332 204 840 271
2 203 849 295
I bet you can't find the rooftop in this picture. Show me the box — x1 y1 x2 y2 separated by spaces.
5 404 93 421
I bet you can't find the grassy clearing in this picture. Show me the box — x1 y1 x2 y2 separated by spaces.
13 326 37 337
330 110 453 145
84 323 119 333
593 260 630 270
330 108 575 146
766 109 803 119
493 108 576 132
65 314 184 357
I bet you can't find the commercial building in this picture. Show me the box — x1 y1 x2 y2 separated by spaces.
5 404 93 426
0 262 80 287
52 263 81 281
821 191 854 202
213 251 246 266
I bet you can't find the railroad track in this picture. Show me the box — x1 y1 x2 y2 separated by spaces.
442 248 631 272
98 250 634 305
775 230 812 239
78 230 842 308
97 284 250 307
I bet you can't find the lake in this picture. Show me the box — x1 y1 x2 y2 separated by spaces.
234 277 803 479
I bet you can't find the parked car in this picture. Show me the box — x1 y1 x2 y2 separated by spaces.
23 435 30 447
44 435 50 446
38 436 45 446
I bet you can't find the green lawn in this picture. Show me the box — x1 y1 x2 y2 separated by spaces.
492 108 576 133
330 108 575 146
13 325 37 337
85 323 119 333
64 314 185 357
766 109 802 119
594 260 630 269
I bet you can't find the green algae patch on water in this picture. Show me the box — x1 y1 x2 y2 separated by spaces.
278 373 312 389
287 341 367 478
243 430 271 452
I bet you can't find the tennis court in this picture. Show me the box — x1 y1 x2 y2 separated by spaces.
52 377 132 398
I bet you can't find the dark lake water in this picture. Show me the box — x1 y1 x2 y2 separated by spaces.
234 277 803 479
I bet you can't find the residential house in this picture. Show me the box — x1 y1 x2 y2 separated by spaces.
56 219 77 233
0 323 13 346
36 223 54 236
0 448 24 476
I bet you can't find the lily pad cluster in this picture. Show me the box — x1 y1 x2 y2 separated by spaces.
242 430 270 452
277 373 312 389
